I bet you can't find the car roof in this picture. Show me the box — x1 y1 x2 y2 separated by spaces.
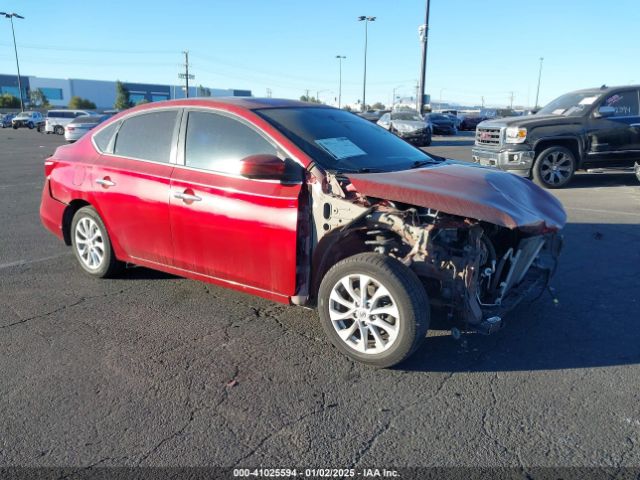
572 85 640 95
135 97 326 111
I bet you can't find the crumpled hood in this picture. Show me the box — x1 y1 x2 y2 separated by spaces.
391 120 426 131
346 162 567 230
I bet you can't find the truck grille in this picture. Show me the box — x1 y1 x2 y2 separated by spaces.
475 127 502 146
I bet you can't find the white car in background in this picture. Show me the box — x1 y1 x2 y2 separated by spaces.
64 114 110 142
45 110 92 135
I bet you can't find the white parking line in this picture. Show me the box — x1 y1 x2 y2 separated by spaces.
0 253 71 270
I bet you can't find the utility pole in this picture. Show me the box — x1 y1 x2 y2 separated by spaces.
183 51 190 98
358 16 376 112
534 57 544 108
305 89 310 101
417 0 431 114
509 91 514 109
336 55 346 108
1 12 25 111
481 96 485 108
266 88 272 98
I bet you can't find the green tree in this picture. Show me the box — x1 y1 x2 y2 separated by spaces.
114 81 131 110
299 95 321 104
29 89 50 109
0 93 20 109
68 96 96 109
197 85 211 97
371 102 386 110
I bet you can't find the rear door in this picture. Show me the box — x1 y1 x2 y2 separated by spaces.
587 89 640 166
91 109 180 265
169 109 301 297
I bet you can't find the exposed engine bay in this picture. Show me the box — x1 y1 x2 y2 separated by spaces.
303 168 563 332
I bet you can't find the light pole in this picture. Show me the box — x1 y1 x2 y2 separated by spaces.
392 85 405 107
335 55 346 108
1 12 25 111
439 88 446 107
534 57 544 109
358 15 376 112
417 0 431 114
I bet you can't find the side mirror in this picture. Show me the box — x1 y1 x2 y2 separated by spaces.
594 106 616 118
239 154 303 183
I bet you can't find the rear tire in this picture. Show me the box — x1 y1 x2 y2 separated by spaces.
318 253 429 368
54 125 64 135
71 206 122 278
532 146 576 189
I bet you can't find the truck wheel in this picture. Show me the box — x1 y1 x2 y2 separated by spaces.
532 146 576 189
318 253 429 368
71 206 122 278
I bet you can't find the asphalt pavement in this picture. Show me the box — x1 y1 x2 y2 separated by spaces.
1 128 639 474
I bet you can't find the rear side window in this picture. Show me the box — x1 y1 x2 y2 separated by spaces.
603 91 639 117
47 111 63 118
114 110 178 162
184 111 277 173
93 122 119 153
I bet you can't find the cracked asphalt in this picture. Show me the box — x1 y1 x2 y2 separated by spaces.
1 128 639 472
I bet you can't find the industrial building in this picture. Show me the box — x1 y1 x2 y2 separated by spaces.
0 73 251 109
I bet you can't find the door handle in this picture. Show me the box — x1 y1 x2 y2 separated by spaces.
95 178 116 187
173 191 202 202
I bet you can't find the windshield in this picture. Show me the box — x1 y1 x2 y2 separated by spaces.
538 91 601 117
255 107 434 172
391 112 422 121
428 114 448 121
16 112 30 118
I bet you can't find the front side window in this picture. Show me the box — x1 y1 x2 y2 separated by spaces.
114 110 177 162
602 91 639 117
184 111 277 173
256 107 433 173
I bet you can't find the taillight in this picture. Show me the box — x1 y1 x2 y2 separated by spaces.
44 159 57 178
66 126 75 132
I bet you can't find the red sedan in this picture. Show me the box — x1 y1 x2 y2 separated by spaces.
40 98 566 367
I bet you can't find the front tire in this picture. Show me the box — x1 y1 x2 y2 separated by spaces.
71 206 122 278
27 121 34 129
318 253 429 368
532 146 576 189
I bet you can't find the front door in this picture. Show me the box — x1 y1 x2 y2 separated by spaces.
586 89 640 167
92 109 179 265
169 109 302 298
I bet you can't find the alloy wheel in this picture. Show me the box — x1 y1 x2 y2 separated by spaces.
540 151 573 186
74 217 105 270
328 274 400 354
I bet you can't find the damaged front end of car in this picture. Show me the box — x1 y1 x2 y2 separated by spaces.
299 162 566 333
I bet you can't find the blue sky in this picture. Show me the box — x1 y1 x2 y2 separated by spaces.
0 0 638 107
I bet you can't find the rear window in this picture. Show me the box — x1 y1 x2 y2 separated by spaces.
93 122 119 153
71 115 102 125
47 111 64 118
113 110 178 162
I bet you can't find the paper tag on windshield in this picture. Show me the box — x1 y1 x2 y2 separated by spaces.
315 137 366 160
579 96 598 105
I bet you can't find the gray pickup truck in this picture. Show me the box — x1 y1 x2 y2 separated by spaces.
472 85 640 188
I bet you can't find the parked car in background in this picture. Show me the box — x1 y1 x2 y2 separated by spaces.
46 109 93 135
40 98 565 368
635 161 640 183
64 114 110 142
12 111 45 130
459 114 486 131
1 112 16 128
473 85 640 188
480 108 520 120
425 113 457 135
377 110 432 146
358 109 389 122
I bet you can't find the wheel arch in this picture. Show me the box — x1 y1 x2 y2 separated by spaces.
62 199 91 246
533 137 582 166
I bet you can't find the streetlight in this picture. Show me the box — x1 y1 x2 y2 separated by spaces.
392 85 406 107
357 15 376 112
335 55 346 108
439 88 446 107
0 12 25 112
534 57 544 109
417 0 431 114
